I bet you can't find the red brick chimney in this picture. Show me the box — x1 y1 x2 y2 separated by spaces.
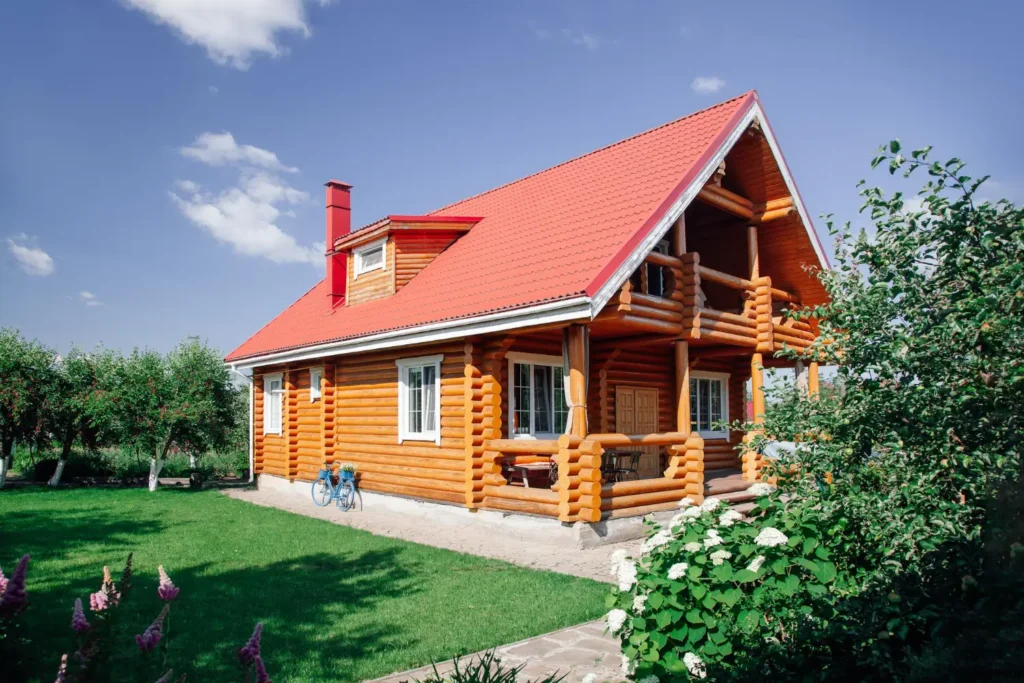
325 180 352 309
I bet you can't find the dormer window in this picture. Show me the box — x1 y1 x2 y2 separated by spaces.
354 238 386 276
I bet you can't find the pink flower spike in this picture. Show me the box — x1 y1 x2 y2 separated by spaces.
254 655 272 683
238 622 263 664
0 554 30 617
135 605 169 652
0 565 7 594
71 598 90 634
90 566 119 613
157 566 179 602
54 654 69 683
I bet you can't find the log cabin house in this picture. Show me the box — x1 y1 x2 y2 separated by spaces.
226 91 828 523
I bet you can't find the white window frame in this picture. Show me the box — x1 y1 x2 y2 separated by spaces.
690 370 730 440
507 351 568 440
396 354 443 445
309 367 322 402
263 373 284 435
353 237 387 277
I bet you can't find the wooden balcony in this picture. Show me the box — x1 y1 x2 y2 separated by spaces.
597 250 815 352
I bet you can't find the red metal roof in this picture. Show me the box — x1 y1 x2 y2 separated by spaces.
226 92 756 363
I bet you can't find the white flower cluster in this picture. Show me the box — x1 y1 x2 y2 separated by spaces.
703 528 723 548
748 482 776 497
609 549 638 591
620 654 635 676
710 549 732 566
718 510 743 527
637 676 659 683
684 541 702 553
754 527 789 547
747 555 766 572
641 529 674 554
667 562 689 580
684 652 707 679
699 496 721 512
581 675 598 683
606 608 628 633
632 594 648 614
678 496 695 508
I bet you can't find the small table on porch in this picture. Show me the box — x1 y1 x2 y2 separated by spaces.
507 462 554 488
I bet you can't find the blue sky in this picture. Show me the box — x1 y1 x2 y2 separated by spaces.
2 0 1021 356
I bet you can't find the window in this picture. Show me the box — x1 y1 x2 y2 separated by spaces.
309 367 322 402
689 371 729 439
263 373 284 435
508 352 569 438
629 239 671 298
396 355 442 444
354 238 386 276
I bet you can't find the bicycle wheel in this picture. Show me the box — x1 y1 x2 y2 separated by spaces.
336 481 356 512
311 478 333 507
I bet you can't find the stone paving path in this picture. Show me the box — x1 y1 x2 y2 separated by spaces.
223 487 637 681
367 620 623 683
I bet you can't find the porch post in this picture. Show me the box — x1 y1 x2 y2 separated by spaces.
808 361 820 397
675 341 691 433
742 352 766 482
794 359 809 396
567 324 588 438
747 225 759 279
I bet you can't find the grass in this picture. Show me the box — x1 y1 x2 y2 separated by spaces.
0 488 607 682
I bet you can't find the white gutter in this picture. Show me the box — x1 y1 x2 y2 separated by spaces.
228 366 255 483
230 295 592 370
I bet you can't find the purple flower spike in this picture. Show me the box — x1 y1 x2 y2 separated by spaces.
71 598 90 634
238 622 263 664
0 554 30 618
135 605 169 652
90 566 120 613
157 566 179 602
254 655 272 683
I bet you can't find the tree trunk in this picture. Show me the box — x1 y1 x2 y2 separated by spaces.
189 454 198 469
0 437 14 490
48 429 75 487
148 457 165 492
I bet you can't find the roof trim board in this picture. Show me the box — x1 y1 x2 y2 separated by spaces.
228 295 593 370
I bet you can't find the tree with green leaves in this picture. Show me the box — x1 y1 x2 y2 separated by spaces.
93 338 237 491
0 329 55 489
38 348 105 487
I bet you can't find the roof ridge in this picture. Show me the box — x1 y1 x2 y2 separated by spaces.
430 91 756 215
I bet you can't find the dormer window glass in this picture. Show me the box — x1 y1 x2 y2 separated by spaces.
354 238 386 276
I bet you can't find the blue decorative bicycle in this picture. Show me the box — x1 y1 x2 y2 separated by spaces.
311 463 357 511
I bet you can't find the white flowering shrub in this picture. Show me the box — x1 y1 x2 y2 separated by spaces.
606 494 844 680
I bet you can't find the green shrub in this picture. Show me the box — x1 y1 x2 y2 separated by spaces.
608 492 847 679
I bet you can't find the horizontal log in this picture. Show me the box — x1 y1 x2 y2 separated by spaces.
481 497 559 517
601 477 687 496
700 307 757 328
483 485 558 504
697 266 754 291
629 291 684 312
696 328 759 348
644 251 683 269
600 487 691 510
700 318 758 339
359 481 465 505
588 432 689 447
484 439 561 455
697 186 754 219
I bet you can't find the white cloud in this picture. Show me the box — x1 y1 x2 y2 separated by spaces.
180 132 298 172
691 76 726 94
531 22 603 50
79 291 103 307
175 179 201 194
122 0 333 70
560 28 601 50
171 171 319 266
6 235 54 276
209 85 219 94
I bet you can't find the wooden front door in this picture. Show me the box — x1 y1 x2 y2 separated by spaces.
615 387 661 478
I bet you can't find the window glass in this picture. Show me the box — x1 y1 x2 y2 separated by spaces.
553 367 568 430
310 368 322 401
265 376 283 434
513 363 532 435
689 376 727 436
407 366 423 433
533 365 553 434
422 364 437 433
355 241 386 275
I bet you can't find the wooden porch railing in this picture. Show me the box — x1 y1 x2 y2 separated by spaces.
481 430 708 522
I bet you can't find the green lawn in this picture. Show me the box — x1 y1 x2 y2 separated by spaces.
0 488 607 682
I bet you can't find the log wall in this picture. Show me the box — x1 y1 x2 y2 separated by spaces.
333 341 467 503
394 231 461 291
347 237 396 306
